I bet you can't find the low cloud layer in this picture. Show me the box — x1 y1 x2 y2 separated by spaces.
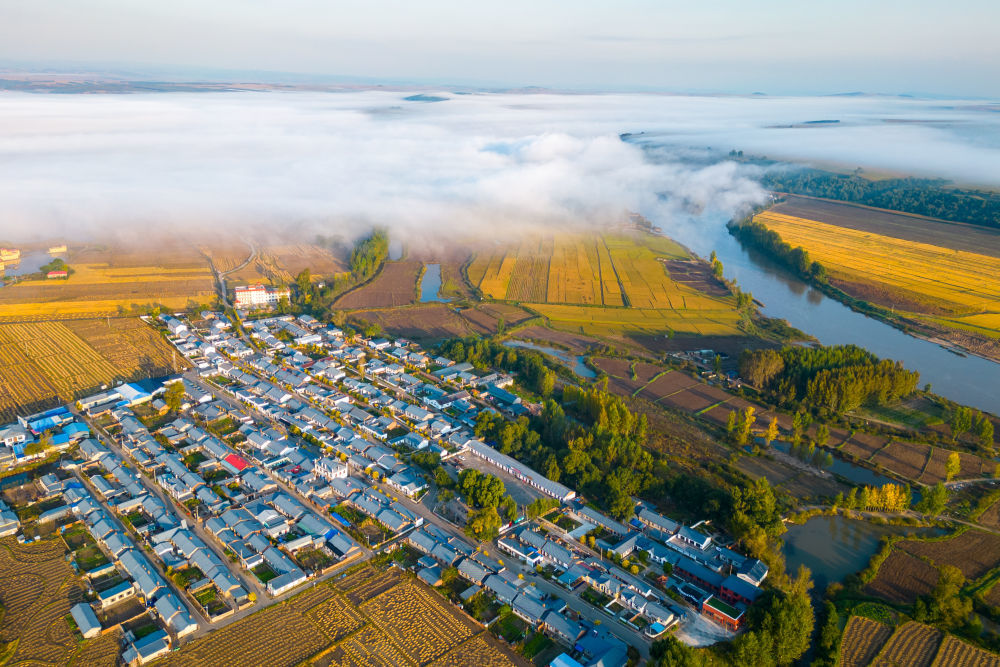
0 91 998 248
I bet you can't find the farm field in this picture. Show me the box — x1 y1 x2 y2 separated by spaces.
754 211 1000 337
864 550 940 604
0 243 215 318
977 499 1000 531
772 196 1000 259
350 303 534 341
163 565 523 667
0 536 114 666
871 621 943 667
0 318 179 422
839 616 894 667
531 303 742 337
932 635 1000 667
467 232 741 338
898 530 1000 580
335 261 422 309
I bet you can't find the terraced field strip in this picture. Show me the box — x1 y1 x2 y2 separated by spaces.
630 369 672 397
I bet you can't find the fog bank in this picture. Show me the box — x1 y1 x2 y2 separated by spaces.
1 91 998 248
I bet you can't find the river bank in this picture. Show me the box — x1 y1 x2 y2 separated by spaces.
727 214 1000 366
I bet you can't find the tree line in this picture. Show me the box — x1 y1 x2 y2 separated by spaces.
762 169 1000 230
728 217 827 283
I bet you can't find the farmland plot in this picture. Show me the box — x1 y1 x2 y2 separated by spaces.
335 261 421 309
0 318 178 421
872 621 943 667
899 530 1000 580
0 537 105 666
932 635 1000 667
864 551 940 604
755 211 1000 337
361 579 478 664
839 616 893 667
0 249 215 318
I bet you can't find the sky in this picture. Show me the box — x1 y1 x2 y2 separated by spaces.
2 91 998 247
1 1 999 97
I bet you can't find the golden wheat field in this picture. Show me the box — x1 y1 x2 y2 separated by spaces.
755 212 1000 336
839 616 895 667
0 260 216 318
161 565 523 667
0 318 180 421
0 537 116 667
467 232 740 337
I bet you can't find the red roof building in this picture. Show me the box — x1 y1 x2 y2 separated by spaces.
46 270 68 279
224 453 249 472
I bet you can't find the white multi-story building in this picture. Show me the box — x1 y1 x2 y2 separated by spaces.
233 284 291 309
314 457 348 482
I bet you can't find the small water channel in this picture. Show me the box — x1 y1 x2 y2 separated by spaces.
771 440 899 488
418 263 449 303
782 515 944 591
503 339 596 378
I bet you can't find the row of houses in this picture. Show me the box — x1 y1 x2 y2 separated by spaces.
407 524 588 646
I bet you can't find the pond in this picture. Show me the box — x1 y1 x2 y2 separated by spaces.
2 250 65 277
418 263 449 303
782 515 944 591
503 340 596 379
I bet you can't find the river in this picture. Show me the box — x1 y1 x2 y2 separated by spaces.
679 229 1000 415
782 515 943 591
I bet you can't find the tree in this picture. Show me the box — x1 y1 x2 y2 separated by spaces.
459 469 506 508
816 424 830 448
915 482 948 516
539 370 555 398
545 455 561 482
976 416 995 452
465 506 502 541
946 451 961 482
763 417 779 448
433 466 453 489
726 411 737 437
926 565 972 630
713 354 722 375
499 495 517 523
24 432 51 456
737 406 757 446
164 381 185 413
791 412 804 445
650 636 705 667
817 601 841 663
951 406 974 440
739 349 785 388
